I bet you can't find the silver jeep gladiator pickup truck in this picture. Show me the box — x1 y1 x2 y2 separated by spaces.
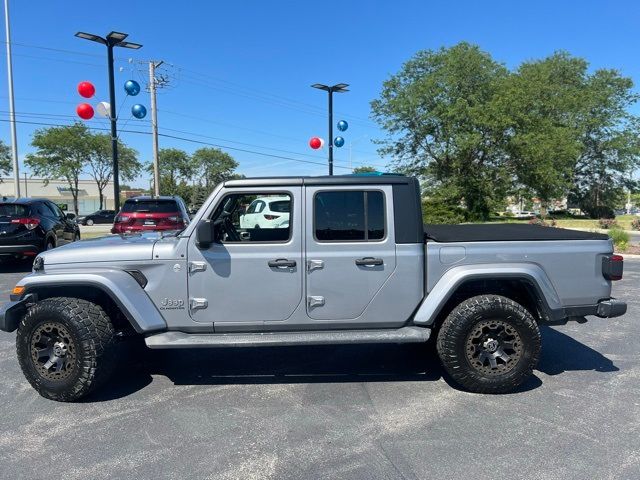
0 174 627 401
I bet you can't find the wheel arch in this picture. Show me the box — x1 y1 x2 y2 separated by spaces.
16 270 166 334
413 264 562 328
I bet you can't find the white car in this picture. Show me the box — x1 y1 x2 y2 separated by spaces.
239 196 290 229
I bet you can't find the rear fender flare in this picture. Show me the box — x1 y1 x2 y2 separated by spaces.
413 263 561 326
15 269 166 333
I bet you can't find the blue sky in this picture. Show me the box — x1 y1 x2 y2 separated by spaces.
1 0 639 187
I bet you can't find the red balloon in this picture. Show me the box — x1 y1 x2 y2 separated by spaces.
309 137 322 149
76 103 94 120
77 81 95 98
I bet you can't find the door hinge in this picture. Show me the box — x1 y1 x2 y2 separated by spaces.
307 296 325 308
307 259 324 272
189 261 207 274
190 297 208 311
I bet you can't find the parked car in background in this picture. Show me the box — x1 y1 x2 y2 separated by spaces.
0 198 80 260
76 210 116 226
513 211 536 219
239 195 291 229
111 196 190 234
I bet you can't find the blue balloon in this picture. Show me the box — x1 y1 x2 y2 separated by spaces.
337 120 348 132
131 104 147 119
334 136 345 148
124 80 141 96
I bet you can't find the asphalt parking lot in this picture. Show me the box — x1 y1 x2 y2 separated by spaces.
0 260 638 480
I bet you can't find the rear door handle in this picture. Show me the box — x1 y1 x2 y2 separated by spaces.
268 258 297 268
355 257 383 266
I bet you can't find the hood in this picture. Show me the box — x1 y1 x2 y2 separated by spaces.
40 232 164 265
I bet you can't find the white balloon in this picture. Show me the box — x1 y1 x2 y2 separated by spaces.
319 138 325 148
96 101 111 118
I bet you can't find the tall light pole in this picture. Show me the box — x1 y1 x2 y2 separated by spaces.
311 83 349 175
4 0 19 197
75 31 142 210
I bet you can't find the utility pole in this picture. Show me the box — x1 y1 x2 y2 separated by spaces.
4 0 19 197
311 83 349 175
23 172 27 197
149 60 164 197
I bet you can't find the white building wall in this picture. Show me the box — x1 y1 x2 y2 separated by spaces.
0 177 115 215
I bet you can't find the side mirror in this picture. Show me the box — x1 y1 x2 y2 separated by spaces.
196 219 216 248
66 213 76 221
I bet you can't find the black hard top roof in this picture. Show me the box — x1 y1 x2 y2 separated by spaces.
224 174 413 188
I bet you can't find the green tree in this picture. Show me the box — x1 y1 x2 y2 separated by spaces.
371 43 511 220
88 133 142 209
0 140 11 178
568 69 640 217
191 147 239 189
26 123 90 214
499 53 586 210
149 148 192 195
352 166 378 174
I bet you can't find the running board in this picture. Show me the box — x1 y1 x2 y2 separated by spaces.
145 326 431 349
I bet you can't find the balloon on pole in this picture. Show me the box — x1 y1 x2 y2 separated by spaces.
96 101 111 118
76 103 94 120
334 136 345 147
77 81 95 98
309 137 324 149
124 80 141 96
131 104 147 119
337 120 348 132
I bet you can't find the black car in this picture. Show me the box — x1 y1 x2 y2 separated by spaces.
77 209 116 226
0 198 80 260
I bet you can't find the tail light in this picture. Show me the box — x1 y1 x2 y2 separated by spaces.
602 254 623 281
115 215 130 223
264 214 280 220
11 217 40 230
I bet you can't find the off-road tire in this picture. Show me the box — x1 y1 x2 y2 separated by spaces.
16 297 117 401
436 294 541 394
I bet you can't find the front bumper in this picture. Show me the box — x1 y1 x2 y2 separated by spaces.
0 294 34 332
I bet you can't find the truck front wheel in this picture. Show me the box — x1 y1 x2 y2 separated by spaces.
436 294 541 393
16 297 117 402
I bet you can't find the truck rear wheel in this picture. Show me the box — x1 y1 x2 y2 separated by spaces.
436 294 541 393
16 297 117 402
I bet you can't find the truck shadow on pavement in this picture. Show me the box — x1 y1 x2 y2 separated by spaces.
84 325 618 402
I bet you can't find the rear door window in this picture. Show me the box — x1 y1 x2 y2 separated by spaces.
314 191 385 242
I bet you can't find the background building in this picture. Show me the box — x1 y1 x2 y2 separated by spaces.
0 177 115 214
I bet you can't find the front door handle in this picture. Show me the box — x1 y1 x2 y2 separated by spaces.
355 257 383 266
268 258 297 268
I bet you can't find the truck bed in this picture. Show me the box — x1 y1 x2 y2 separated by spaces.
424 223 609 243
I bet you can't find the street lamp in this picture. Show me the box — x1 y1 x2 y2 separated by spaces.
75 31 142 211
311 83 349 175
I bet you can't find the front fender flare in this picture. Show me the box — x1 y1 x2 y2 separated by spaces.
15 269 167 334
413 263 561 326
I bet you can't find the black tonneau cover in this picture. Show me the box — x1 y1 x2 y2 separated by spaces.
424 223 609 243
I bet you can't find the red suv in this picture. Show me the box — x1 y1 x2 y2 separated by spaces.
111 196 190 234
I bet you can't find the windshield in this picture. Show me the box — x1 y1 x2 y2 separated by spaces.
121 200 179 214
0 204 30 217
